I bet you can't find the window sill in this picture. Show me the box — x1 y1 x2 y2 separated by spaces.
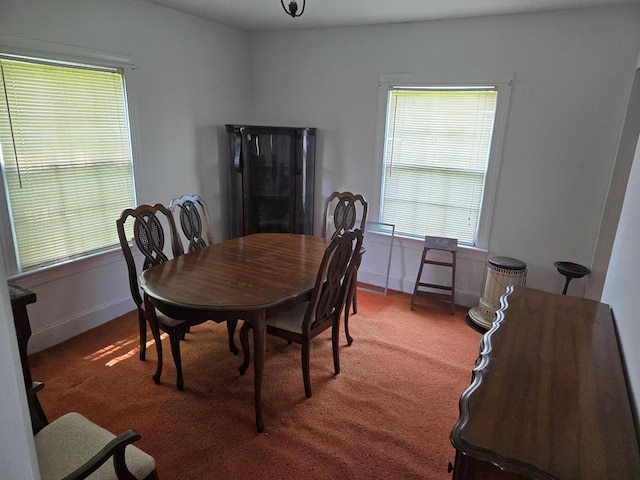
7 247 124 289
364 228 489 262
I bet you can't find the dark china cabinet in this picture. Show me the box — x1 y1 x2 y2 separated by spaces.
225 124 316 238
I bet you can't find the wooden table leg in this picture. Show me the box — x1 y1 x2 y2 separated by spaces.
252 310 266 433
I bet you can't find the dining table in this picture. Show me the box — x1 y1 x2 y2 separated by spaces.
140 232 330 432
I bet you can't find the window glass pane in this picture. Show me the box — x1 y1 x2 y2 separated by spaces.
0 57 135 271
381 88 497 245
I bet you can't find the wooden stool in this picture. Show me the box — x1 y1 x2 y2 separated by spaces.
411 236 458 314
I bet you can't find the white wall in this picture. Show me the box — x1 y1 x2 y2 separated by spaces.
0 0 251 352
603 132 640 429
0 255 39 479
602 66 640 428
1 1 637 351
248 6 640 305
0 1 251 475
1 1 640 475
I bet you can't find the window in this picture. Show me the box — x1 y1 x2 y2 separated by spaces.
376 75 511 248
0 55 136 273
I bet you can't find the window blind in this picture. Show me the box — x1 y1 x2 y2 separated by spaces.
0 57 135 271
381 88 497 245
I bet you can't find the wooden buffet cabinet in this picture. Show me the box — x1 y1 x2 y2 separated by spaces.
450 285 640 479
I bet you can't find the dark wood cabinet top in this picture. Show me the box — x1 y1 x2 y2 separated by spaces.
225 124 317 134
8 283 36 308
451 285 640 479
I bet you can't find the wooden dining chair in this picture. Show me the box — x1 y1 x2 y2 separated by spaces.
117 203 184 361
238 228 363 398
321 191 368 345
169 193 213 252
170 193 238 354
117 203 225 390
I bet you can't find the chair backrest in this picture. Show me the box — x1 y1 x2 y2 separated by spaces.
303 228 364 332
116 203 183 308
169 194 213 252
321 191 368 239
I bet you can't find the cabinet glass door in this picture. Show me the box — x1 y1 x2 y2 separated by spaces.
226 124 316 239
243 130 295 234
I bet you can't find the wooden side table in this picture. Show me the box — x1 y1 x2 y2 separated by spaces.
411 236 458 314
8 283 48 432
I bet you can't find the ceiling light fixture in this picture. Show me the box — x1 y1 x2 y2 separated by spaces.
281 0 305 18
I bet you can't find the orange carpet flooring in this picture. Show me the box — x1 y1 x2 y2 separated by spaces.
29 289 482 479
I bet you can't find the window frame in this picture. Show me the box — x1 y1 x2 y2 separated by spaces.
373 73 513 250
0 34 141 278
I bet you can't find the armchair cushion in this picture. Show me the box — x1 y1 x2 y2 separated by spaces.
35 412 156 480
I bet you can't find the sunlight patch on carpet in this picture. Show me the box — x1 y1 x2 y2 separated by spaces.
83 333 168 366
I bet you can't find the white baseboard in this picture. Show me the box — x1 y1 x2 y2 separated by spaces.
358 269 480 309
28 297 135 354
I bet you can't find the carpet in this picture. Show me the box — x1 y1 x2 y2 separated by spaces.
29 289 482 479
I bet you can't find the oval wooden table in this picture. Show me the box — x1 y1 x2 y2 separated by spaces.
140 233 330 432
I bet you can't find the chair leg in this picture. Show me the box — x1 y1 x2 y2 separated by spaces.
344 299 353 346
351 262 361 316
344 274 357 346
144 297 164 387
351 282 358 315
238 322 252 375
180 325 191 340
138 309 147 361
332 321 341 375
169 329 185 391
227 319 239 355
302 340 312 398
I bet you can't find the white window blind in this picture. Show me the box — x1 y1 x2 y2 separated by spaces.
0 57 135 272
381 87 498 246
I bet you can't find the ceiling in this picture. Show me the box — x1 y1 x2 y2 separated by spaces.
143 0 637 32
